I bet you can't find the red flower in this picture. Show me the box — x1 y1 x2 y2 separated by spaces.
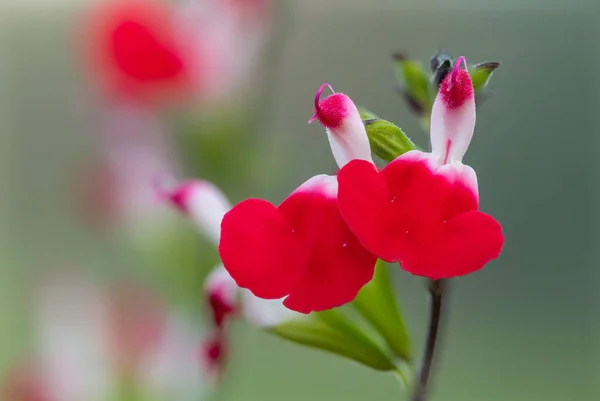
218 85 377 313
337 58 504 279
83 0 190 103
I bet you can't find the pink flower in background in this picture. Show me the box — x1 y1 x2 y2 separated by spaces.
74 102 180 236
4 271 207 401
3 363 50 401
83 0 191 104
337 57 504 279
83 0 274 106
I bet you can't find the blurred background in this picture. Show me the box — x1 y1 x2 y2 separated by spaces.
0 0 598 400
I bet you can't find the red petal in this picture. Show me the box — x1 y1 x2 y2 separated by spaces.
84 0 189 102
219 199 305 299
338 157 436 262
400 210 504 279
219 179 377 314
336 159 396 261
280 190 377 313
337 155 504 279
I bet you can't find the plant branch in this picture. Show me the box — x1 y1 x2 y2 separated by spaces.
411 279 447 401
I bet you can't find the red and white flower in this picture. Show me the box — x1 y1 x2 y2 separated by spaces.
4 271 207 401
337 57 504 279
213 84 377 314
75 102 180 239
83 0 273 106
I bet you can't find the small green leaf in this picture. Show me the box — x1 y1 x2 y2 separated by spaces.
470 61 500 94
270 310 396 371
352 260 412 362
358 108 417 163
393 53 433 116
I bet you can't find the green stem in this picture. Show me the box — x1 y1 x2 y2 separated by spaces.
411 279 446 401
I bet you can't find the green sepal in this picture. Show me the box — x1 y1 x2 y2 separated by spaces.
393 53 433 117
358 108 417 163
470 61 500 94
352 259 412 361
269 309 397 371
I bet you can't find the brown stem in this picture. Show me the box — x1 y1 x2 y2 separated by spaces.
412 279 446 401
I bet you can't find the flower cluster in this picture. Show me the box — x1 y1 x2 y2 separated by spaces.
159 179 298 382
3 272 205 401
218 57 504 313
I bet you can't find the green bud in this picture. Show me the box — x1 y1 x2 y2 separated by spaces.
470 61 500 94
352 259 412 362
358 108 417 163
269 309 397 371
392 52 433 118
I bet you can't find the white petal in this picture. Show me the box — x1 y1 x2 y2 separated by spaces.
437 162 479 204
327 108 374 168
430 59 476 165
185 181 232 245
34 273 113 401
241 290 298 328
430 96 476 164
140 313 207 401
311 86 374 168
291 174 338 200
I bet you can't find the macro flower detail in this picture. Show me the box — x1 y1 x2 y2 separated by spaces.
214 85 377 313
337 57 504 279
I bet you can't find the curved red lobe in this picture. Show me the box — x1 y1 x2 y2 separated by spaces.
85 0 188 101
219 187 377 314
337 157 503 279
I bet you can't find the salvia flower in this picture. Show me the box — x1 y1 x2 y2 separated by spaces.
162 179 231 246
199 264 298 383
161 182 300 325
83 0 190 104
7 271 207 401
337 57 504 279
216 84 377 313
84 0 273 106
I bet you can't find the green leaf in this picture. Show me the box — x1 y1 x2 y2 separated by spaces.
269 310 397 371
352 260 412 361
470 61 500 94
393 53 433 116
358 108 417 163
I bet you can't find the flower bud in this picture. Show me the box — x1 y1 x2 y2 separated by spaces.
309 84 373 168
162 180 231 245
430 56 476 165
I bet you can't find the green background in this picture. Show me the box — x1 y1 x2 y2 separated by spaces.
0 1 597 400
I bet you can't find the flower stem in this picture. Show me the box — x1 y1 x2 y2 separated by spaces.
411 279 446 401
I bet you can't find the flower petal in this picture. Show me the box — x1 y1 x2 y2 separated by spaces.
400 210 504 279
310 84 373 168
219 175 377 313
163 180 231 245
84 0 189 101
337 153 503 279
219 198 305 299
337 152 436 262
430 57 476 164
